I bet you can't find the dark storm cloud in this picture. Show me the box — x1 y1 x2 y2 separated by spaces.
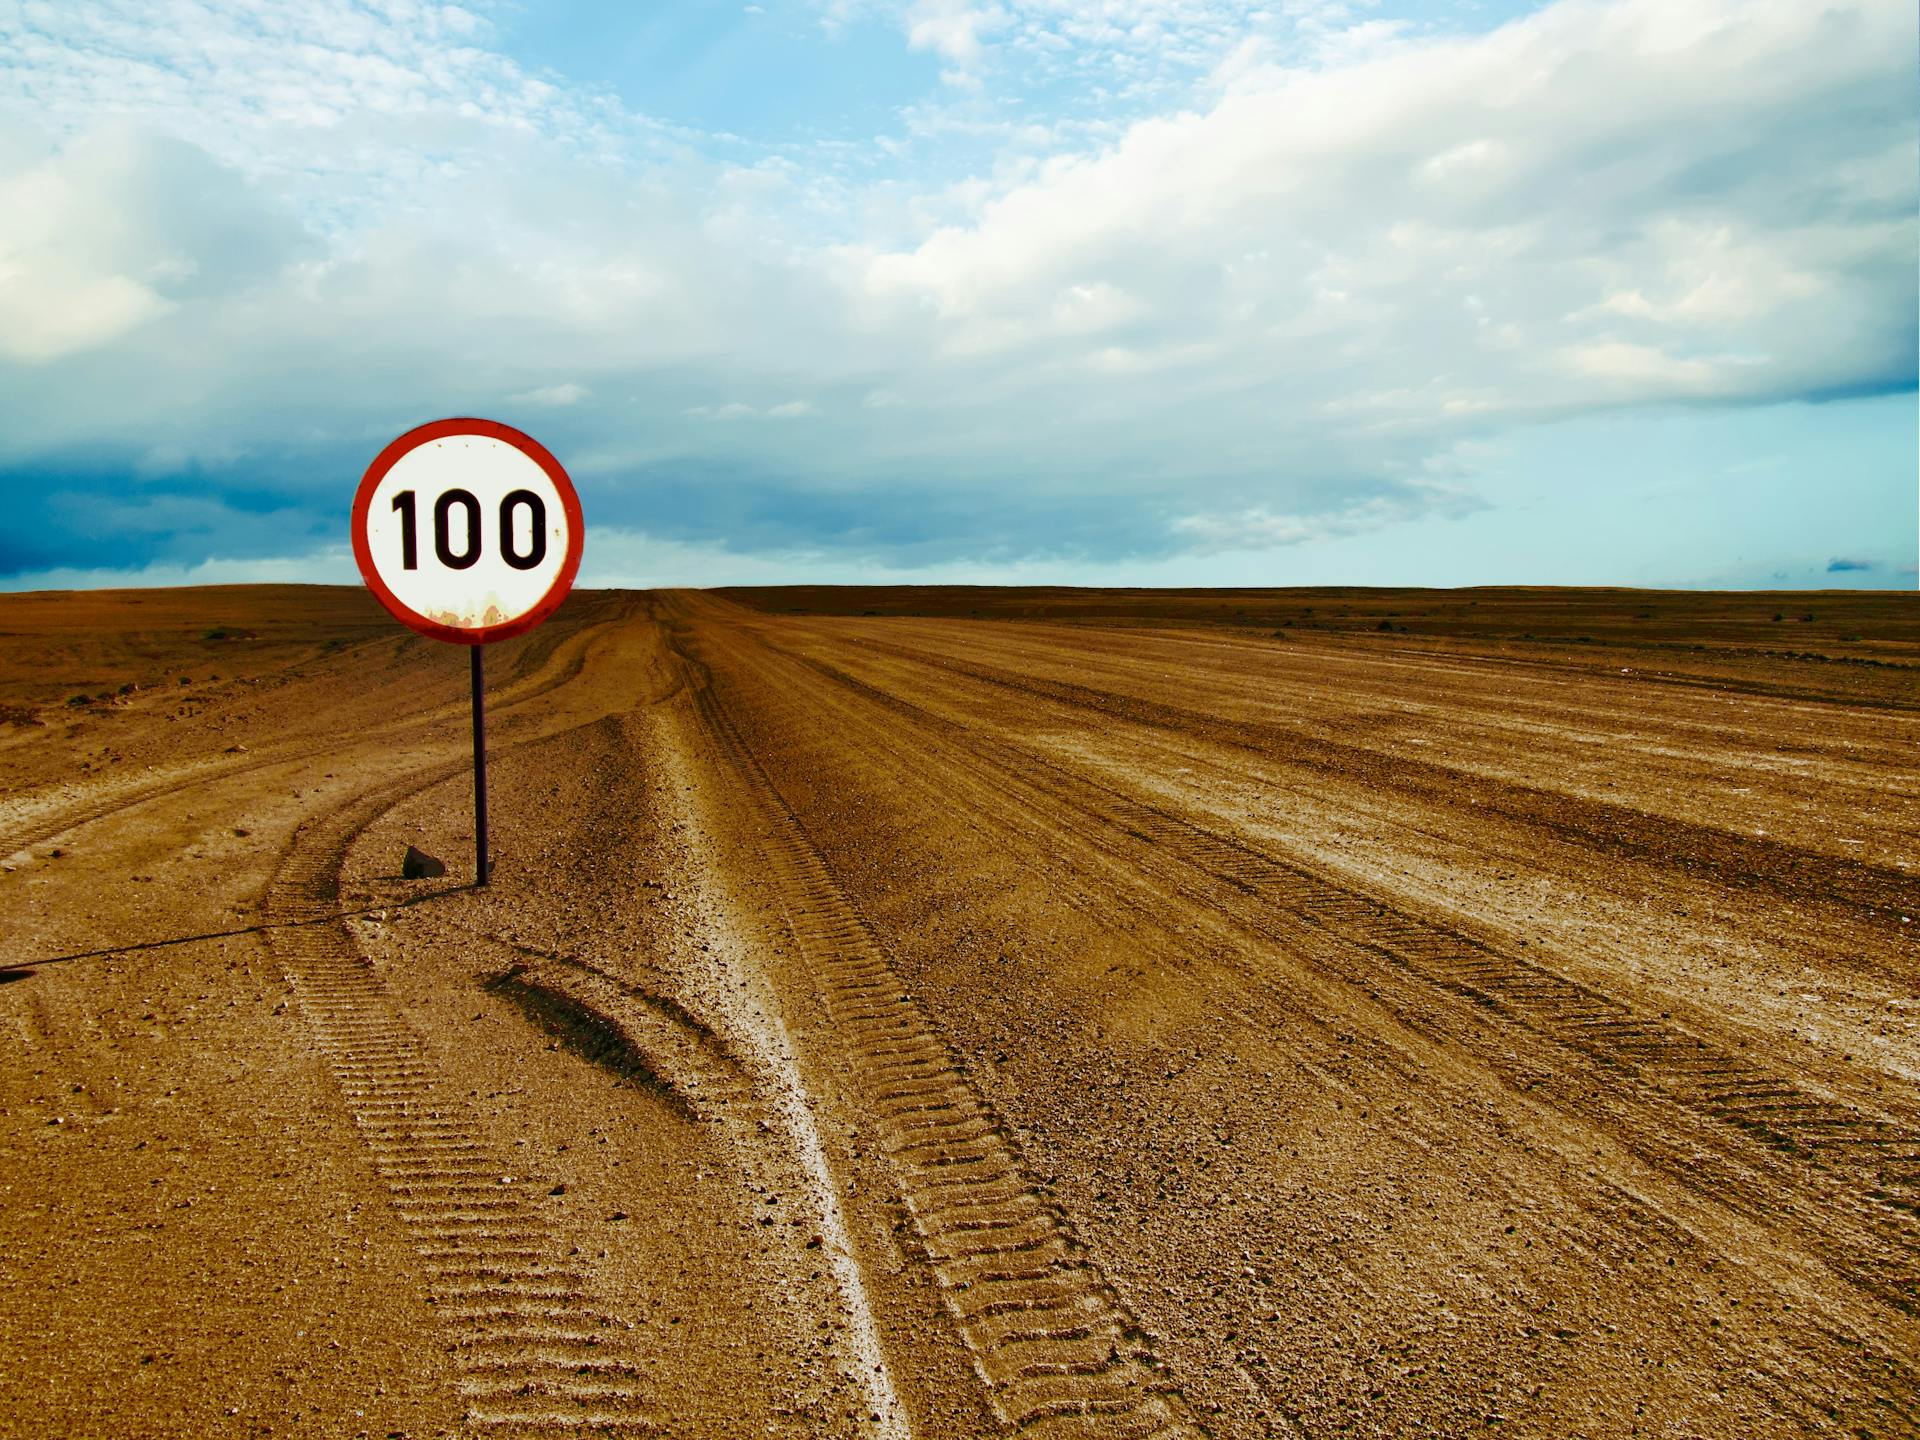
0 462 335 577
0 441 1192 580
586 455 1197 564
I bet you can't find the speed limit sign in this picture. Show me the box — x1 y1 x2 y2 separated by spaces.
352 417 583 643
351 418 585 885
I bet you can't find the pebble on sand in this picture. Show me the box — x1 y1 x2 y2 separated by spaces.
402 845 446 879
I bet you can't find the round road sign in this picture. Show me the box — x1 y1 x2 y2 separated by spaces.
352 418 583 644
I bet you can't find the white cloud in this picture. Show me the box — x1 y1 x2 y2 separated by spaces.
907 0 1010 68
0 259 171 363
0 0 677 238
831 0 1426 110
510 382 590 407
0 0 1910 577
855 0 1914 433
1559 341 1724 390
0 122 303 360
1173 475 1480 552
687 400 820 420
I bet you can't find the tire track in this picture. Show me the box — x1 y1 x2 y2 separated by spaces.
1091 792 1920 1310
745 638 1920 1322
843 635 1917 927
687 668 1205 1439
0 612 616 864
263 775 661 1439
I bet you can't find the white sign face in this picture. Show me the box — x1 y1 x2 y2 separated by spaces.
353 420 583 643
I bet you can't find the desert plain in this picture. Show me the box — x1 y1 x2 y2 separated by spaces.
0 584 1914 1439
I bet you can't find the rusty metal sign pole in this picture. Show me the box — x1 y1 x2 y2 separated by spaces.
470 644 490 887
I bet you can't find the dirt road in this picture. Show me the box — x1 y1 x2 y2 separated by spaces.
2 585 1914 1438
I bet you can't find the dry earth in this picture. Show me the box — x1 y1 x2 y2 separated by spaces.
0 583 1914 1440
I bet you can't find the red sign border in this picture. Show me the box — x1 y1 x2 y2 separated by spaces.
352 417 584 646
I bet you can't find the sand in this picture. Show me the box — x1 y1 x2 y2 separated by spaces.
1 584 1913 1438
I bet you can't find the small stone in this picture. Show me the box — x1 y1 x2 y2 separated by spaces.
402 845 446 879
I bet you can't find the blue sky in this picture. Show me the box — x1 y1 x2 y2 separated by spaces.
0 0 1913 592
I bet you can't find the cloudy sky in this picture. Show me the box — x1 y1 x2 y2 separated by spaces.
0 0 1913 592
